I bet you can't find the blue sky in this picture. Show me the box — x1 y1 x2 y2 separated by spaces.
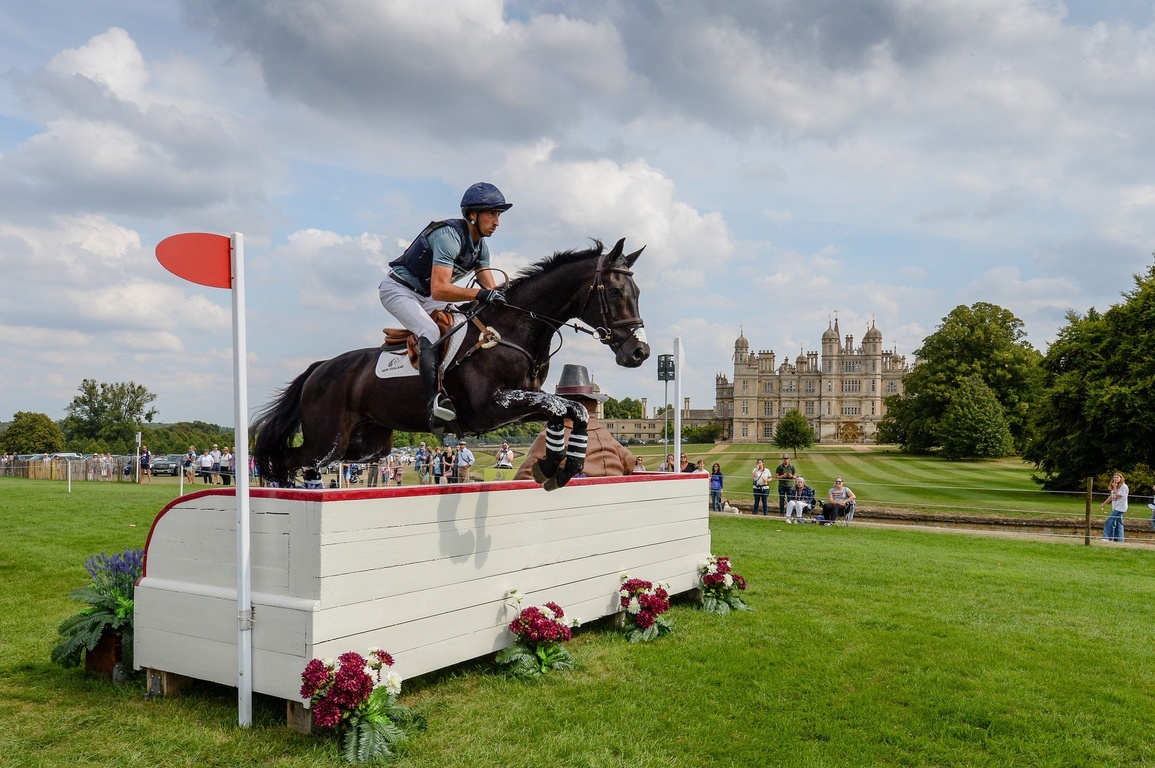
2 1 1154 427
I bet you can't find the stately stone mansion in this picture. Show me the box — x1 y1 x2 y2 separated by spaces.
715 319 911 444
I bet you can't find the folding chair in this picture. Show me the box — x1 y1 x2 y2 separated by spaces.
836 501 856 527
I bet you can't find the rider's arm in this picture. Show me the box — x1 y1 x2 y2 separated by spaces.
429 264 484 303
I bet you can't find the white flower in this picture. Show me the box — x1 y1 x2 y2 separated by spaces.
707 564 718 575
570 617 582 628
627 597 641 615
383 669 403 696
321 658 335 668
542 605 556 620
723 573 733 587
619 589 629 598
619 571 630 581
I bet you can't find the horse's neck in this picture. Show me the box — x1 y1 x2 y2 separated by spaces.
506 262 593 339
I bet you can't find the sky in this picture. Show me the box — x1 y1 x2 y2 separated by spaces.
2 0 1154 429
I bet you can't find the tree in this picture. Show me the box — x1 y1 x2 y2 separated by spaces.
60 379 158 454
1025 263 1155 490
603 397 644 419
938 375 1014 460
2 412 66 454
774 410 814 454
876 302 1041 453
682 422 724 443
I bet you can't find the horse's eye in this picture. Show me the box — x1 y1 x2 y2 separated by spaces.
609 287 623 298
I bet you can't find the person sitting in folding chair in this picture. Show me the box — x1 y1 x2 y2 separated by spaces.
819 477 856 526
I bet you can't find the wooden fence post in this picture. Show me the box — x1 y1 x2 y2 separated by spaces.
1085 476 1093 545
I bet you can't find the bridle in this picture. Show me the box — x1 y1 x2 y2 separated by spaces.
576 251 646 352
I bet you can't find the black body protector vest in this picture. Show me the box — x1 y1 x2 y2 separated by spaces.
389 219 479 297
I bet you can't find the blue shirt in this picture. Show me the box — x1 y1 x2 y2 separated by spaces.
392 223 490 291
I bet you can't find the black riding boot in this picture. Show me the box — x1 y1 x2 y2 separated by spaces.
418 338 456 430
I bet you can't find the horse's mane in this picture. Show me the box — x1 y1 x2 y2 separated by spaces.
507 240 605 289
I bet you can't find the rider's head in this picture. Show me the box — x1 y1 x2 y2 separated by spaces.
460 182 512 238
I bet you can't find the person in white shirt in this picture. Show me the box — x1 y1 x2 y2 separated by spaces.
820 478 856 525
494 441 515 469
751 459 773 515
1100 472 1129 543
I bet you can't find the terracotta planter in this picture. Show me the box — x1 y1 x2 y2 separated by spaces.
85 629 127 683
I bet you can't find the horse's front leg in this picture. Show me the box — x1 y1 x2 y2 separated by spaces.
490 389 587 489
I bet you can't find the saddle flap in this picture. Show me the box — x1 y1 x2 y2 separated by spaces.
381 309 456 367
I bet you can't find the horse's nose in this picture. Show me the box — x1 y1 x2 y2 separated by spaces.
632 345 649 363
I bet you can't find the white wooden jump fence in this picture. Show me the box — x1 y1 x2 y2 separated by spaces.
134 473 710 717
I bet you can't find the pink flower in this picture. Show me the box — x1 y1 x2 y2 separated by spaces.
312 697 342 729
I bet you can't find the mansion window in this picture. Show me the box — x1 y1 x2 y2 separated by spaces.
783 380 797 392
741 401 748 415
842 402 861 416
805 401 815 416
741 424 748 437
804 380 815 393
886 381 898 394
763 402 772 417
842 380 861 393
763 424 772 438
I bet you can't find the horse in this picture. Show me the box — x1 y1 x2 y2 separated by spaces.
252 238 649 490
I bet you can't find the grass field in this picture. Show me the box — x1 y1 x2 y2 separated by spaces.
3 475 1155 767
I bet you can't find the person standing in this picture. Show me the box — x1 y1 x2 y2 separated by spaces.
199 448 214 484
751 458 772 515
414 442 430 484
210 444 222 485
454 440 476 483
378 182 513 431
709 462 724 512
775 453 797 517
432 448 444 485
139 445 152 484
658 453 675 472
220 447 233 486
1100 472 1129 543
184 445 197 483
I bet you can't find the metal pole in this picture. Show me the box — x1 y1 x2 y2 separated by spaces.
231 233 253 727
1085 476 1092 546
663 379 669 463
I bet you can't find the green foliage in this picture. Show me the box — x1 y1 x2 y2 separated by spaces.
142 421 235 455
51 548 143 671
1 411 66 453
61 379 158 454
938 375 1014 460
877 302 1041 453
342 687 424 763
494 640 575 679
682 421 724 443
603 396 644 419
773 410 815 453
1026 263 1155 490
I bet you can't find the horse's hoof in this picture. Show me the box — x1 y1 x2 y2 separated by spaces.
542 476 559 492
531 462 552 484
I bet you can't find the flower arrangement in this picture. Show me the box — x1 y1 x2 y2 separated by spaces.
617 573 673 642
698 554 751 614
52 547 144 671
299 648 423 763
495 589 579 678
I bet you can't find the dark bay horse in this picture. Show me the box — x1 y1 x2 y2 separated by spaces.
253 238 649 489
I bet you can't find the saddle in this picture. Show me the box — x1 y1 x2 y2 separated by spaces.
381 309 455 368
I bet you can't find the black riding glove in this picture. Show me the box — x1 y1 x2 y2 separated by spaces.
477 288 507 305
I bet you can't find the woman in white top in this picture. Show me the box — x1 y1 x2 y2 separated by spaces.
1100 472 1129 543
751 459 773 515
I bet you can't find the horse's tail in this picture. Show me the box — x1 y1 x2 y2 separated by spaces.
252 360 324 485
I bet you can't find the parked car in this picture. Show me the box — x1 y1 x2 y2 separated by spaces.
150 454 185 476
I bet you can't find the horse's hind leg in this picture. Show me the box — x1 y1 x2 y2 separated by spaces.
530 417 568 485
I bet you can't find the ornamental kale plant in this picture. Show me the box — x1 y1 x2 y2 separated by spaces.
698 554 751 614
51 547 144 670
618 574 673 643
496 594 579 678
299 648 424 763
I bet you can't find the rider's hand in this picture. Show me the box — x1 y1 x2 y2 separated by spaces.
477 287 507 305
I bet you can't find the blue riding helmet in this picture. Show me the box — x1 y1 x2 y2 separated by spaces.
460 182 512 213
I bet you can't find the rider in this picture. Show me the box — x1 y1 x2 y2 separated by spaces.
378 182 512 430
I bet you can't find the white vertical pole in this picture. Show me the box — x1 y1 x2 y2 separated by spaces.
231 232 253 728
673 338 683 468
67 460 72 493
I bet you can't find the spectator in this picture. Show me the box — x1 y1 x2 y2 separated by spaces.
185 445 197 483
679 453 695 473
393 458 404 486
751 458 772 516
658 453 676 472
414 442 430 484
432 448 444 484
709 462 724 511
367 460 379 487
199 449 214 483
454 441 475 482
211 444 222 484
220 447 234 486
634 456 647 472
820 477 856 525
784 477 816 523
494 441 515 470
775 453 797 517
514 364 636 481
139 445 152 484
1100 472 1129 543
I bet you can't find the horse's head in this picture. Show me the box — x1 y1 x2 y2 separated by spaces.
582 238 650 368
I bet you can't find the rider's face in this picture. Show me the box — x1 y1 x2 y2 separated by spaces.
472 210 501 237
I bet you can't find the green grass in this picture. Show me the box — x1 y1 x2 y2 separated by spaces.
4 477 1155 766
627 443 1095 520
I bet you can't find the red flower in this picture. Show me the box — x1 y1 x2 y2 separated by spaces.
312 697 342 729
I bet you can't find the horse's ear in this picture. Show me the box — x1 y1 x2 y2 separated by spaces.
607 238 626 261
624 246 645 268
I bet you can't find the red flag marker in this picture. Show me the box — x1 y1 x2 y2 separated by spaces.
156 232 232 289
